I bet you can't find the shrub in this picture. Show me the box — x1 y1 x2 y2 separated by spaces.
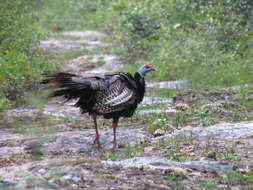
0 0 56 110
39 0 114 31
114 0 253 86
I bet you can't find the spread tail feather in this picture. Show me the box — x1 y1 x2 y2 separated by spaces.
41 72 93 101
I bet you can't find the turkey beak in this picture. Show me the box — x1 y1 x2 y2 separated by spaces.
151 68 156 71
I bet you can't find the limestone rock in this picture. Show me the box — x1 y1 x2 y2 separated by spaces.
103 157 239 173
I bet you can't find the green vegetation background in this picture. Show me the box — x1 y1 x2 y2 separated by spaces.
0 0 252 110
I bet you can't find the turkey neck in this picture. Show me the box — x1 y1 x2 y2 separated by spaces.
134 72 146 103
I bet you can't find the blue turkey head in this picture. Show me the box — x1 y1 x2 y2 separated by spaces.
137 64 156 77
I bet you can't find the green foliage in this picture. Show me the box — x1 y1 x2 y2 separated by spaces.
165 169 185 189
39 0 114 31
103 144 143 161
163 138 190 162
142 86 252 133
0 0 57 110
113 0 253 86
139 113 173 133
221 170 253 186
147 110 188 130
148 88 180 99
27 143 44 161
152 117 172 130
0 96 11 112
0 187 12 190
216 146 239 161
234 87 253 107
164 148 189 162
200 182 217 190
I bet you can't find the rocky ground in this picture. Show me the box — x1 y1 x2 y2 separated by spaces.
1 31 253 190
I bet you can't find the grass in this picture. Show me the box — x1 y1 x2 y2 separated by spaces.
200 182 217 190
26 177 59 189
165 169 186 189
0 187 12 190
138 86 253 135
164 148 189 162
134 112 172 133
216 146 239 161
0 1 58 110
101 144 143 161
137 102 169 111
38 0 114 31
42 49 86 66
27 143 44 161
151 133 245 164
220 170 253 187
147 88 181 99
4 113 65 136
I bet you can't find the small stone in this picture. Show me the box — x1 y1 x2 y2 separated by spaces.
144 146 155 153
69 55 92 65
218 185 229 189
207 151 216 159
190 171 202 177
72 176 81 183
175 103 190 111
167 166 188 175
249 166 253 173
38 168 47 175
237 167 249 174
234 140 242 144
72 184 78 188
201 102 224 113
153 129 166 137
247 91 253 100
166 127 176 133
189 152 196 156
231 187 242 190
173 90 195 104
24 140 42 151
173 23 181 29
182 125 193 131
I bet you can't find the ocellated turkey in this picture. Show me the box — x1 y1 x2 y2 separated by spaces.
42 64 155 150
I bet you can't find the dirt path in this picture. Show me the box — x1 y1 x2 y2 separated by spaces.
1 31 253 189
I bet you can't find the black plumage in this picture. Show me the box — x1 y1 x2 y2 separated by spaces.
42 64 155 150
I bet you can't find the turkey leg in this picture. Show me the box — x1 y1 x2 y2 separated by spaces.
92 114 101 148
112 117 119 151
